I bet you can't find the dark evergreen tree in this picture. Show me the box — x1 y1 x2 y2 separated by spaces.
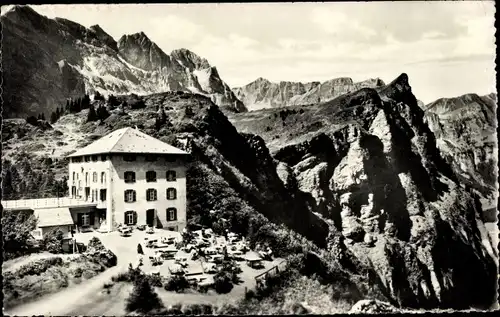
40 113 46 121
82 94 91 109
65 99 70 112
96 105 110 121
26 116 38 126
50 112 57 124
87 104 98 122
94 90 104 101
108 94 119 108
125 277 163 313
2 163 14 200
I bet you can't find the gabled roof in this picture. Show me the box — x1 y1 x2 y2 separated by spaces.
34 207 74 228
67 127 188 157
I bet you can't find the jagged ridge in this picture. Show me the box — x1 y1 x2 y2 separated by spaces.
1 5 247 118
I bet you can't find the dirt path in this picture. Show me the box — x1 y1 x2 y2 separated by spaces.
4 262 128 316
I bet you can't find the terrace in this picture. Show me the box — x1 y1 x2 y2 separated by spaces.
2 197 97 211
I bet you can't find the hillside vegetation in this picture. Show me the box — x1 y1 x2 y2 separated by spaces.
2 74 497 311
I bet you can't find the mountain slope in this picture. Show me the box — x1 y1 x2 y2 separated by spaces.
423 93 498 221
3 75 497 309
228 73 498 309
232 77 385 111
1 5 246 118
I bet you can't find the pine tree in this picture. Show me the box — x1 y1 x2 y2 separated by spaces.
65 99 70 112
125 277 163 313
87 104 98 122
2 163 14 200
50 112 57 123
37 114 42 120
94 90 104 101
96 105 110 121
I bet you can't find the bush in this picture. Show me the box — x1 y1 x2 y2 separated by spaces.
2 210 38 259
87 237 105 252
164 275 190 293
126 277 164 313
73 267 83 278
137 243 144 255
42 229 64 254
214 271 233 294
15 257 64 278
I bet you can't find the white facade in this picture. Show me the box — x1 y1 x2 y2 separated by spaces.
67 153 187 232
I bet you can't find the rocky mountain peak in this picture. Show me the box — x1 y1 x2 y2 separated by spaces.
170 48 211 70
89 24 117 51
117 32 171 71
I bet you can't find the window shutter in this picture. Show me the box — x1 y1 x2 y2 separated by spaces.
133 172 136 182
133 211 138 225
89 212 95 226
154 190 157 201
173 209 177 221
133 191 136 202
124 191 127 202
77 213 83 226
124 211 128 224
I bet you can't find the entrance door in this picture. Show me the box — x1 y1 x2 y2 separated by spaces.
146 209 155 227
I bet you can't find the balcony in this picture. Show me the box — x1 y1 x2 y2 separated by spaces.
2 197 98 211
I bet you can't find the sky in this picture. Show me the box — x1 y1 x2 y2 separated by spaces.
1 2 497 103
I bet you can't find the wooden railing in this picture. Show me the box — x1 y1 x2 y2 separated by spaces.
255 259 287 284
1 197 98 210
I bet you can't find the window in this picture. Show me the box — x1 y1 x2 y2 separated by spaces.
81 213 90 226
145 155 157 162
85 187 90 200
146 171 157 182
101 172 106 184
146 189 157 201
72 172 76 184
124 171 136 183
71 186 77 198
123 155 136 162
166 188 177 200
124 190 136 202
125 211 136 225
91 155 98 162
91 189 95 202
100 189 107 201
167 208 177 221
166 170 176 182
101 155 107 161
85 156 91 162
93 172 98 183
85 172 89 185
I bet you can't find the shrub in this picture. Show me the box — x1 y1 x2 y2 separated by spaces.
15 257 63 278
42 229 64 254
126 277 164 313
164 275 190 293
137 243 144 255
73 267 83 278
214 271 233 294
87 237 105 252
2 210 38 259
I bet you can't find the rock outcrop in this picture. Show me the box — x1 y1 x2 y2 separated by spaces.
423 93 498 221
1 5 246 118
232 76 385 111
229 73 498 310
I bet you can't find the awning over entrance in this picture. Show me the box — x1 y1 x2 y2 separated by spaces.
34 207 75 227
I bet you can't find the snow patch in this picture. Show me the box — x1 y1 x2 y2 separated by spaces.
193 68 211 92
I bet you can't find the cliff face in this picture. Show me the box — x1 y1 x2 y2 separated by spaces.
232 76 385 111
229 74 498 309
1 5 246 118
423 93 498 221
